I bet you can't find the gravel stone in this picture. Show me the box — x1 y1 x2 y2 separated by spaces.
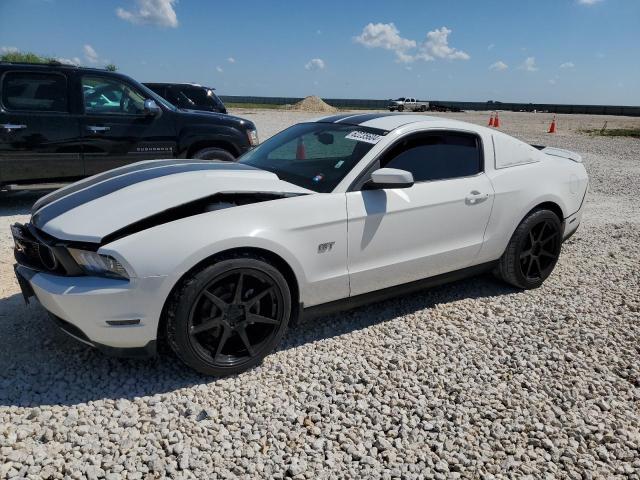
0 110 638 479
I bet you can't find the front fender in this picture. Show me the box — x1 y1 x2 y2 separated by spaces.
101 193 349 309
178 124 249 155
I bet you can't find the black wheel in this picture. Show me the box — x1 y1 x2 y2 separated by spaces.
166 255 291 376
397 105 404 112
191 147 236 162
421 105 427 112
496 209 562 289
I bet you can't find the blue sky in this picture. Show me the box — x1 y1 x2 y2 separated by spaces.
1 0 639 104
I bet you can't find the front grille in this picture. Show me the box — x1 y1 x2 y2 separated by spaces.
12 223 73 275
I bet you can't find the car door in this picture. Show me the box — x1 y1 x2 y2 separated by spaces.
0 70 83 184
346 131 494 296
79 74 177 175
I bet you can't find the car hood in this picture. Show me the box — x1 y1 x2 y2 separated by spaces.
179 109 248 125
31 160 312 244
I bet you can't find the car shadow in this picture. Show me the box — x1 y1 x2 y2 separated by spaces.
0 273 518 408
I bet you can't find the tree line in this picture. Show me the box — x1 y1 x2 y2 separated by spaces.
1 50 117 71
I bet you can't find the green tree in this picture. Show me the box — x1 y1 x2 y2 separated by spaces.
0 51 56 64
105 63 118 72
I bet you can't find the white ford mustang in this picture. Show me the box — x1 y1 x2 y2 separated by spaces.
13 113 588 375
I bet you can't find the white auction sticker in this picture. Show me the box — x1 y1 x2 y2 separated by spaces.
345 131 382 144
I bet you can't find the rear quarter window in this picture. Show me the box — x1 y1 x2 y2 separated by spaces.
1 72 68 112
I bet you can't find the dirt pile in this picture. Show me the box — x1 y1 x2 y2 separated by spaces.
287 96 338 113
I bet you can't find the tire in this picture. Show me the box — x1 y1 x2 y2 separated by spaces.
420 105 427 112
495 209 563 289
166 254 292 376
397 105 404 112
191 147 236 162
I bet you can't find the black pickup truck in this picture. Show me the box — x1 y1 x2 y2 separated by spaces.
0 63 258 189
144 82 227 114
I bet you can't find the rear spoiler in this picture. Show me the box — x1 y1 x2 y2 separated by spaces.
531 145 583 163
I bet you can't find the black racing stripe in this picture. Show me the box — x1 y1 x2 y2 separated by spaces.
31 160 210 213
32 162 258 229
315 114 356 123
336 112 400 125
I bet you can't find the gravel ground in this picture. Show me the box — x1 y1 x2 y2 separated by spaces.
0 110 639 479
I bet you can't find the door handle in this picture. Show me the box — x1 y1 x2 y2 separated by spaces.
86 125 111 133
1 123 27 133
465 190 490 205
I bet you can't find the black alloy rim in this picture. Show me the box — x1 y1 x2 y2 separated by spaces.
519 219 561 281
188 268 284 367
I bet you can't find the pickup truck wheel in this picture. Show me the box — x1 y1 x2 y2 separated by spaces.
397 105 404 112
166 255 291 376
495 209 562 289
191 147 236 162
420 105 427 112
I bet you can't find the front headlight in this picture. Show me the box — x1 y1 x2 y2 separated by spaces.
246 128 259 147
68 248 130 279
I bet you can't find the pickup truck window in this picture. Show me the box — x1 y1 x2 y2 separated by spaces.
82 76 146 115
1 72 68 112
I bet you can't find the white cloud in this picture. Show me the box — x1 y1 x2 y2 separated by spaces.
489 60 508 71
560 61 575 68
1 46 19 54
354 23 468 63
577 0 603 5
354 22 416 63
305 58 325 70
227 57 235 63
83 44 99 64
416 27 469 61
549 78 558 85
520 56 538 71
55 57 81 66
216 66 223 73
404 66 413 71
487 43 495 50
316 29 322 35
116 0 178 27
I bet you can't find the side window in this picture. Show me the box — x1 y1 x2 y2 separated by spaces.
1 72 68 112
167 87 194 108
381 133 482 182
82 76 146 115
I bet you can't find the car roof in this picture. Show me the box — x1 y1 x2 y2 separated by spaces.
313 112 475 132
144 82 216 90
0 61 111 74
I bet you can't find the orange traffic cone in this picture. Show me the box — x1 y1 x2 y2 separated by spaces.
296 137 306 159
493 112 501 128
548 115 557 133
488 113 494 127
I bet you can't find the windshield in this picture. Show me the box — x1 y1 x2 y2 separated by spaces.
238 123 386 193
395 97 405 101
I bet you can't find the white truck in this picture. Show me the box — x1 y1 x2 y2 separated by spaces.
388 97 429 112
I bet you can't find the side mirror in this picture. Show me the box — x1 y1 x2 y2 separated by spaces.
364 168 414 190
143 99 161 116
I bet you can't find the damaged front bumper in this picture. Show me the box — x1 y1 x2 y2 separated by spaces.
14 264 164 358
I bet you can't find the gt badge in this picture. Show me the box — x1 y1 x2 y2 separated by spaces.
318 242 335 254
